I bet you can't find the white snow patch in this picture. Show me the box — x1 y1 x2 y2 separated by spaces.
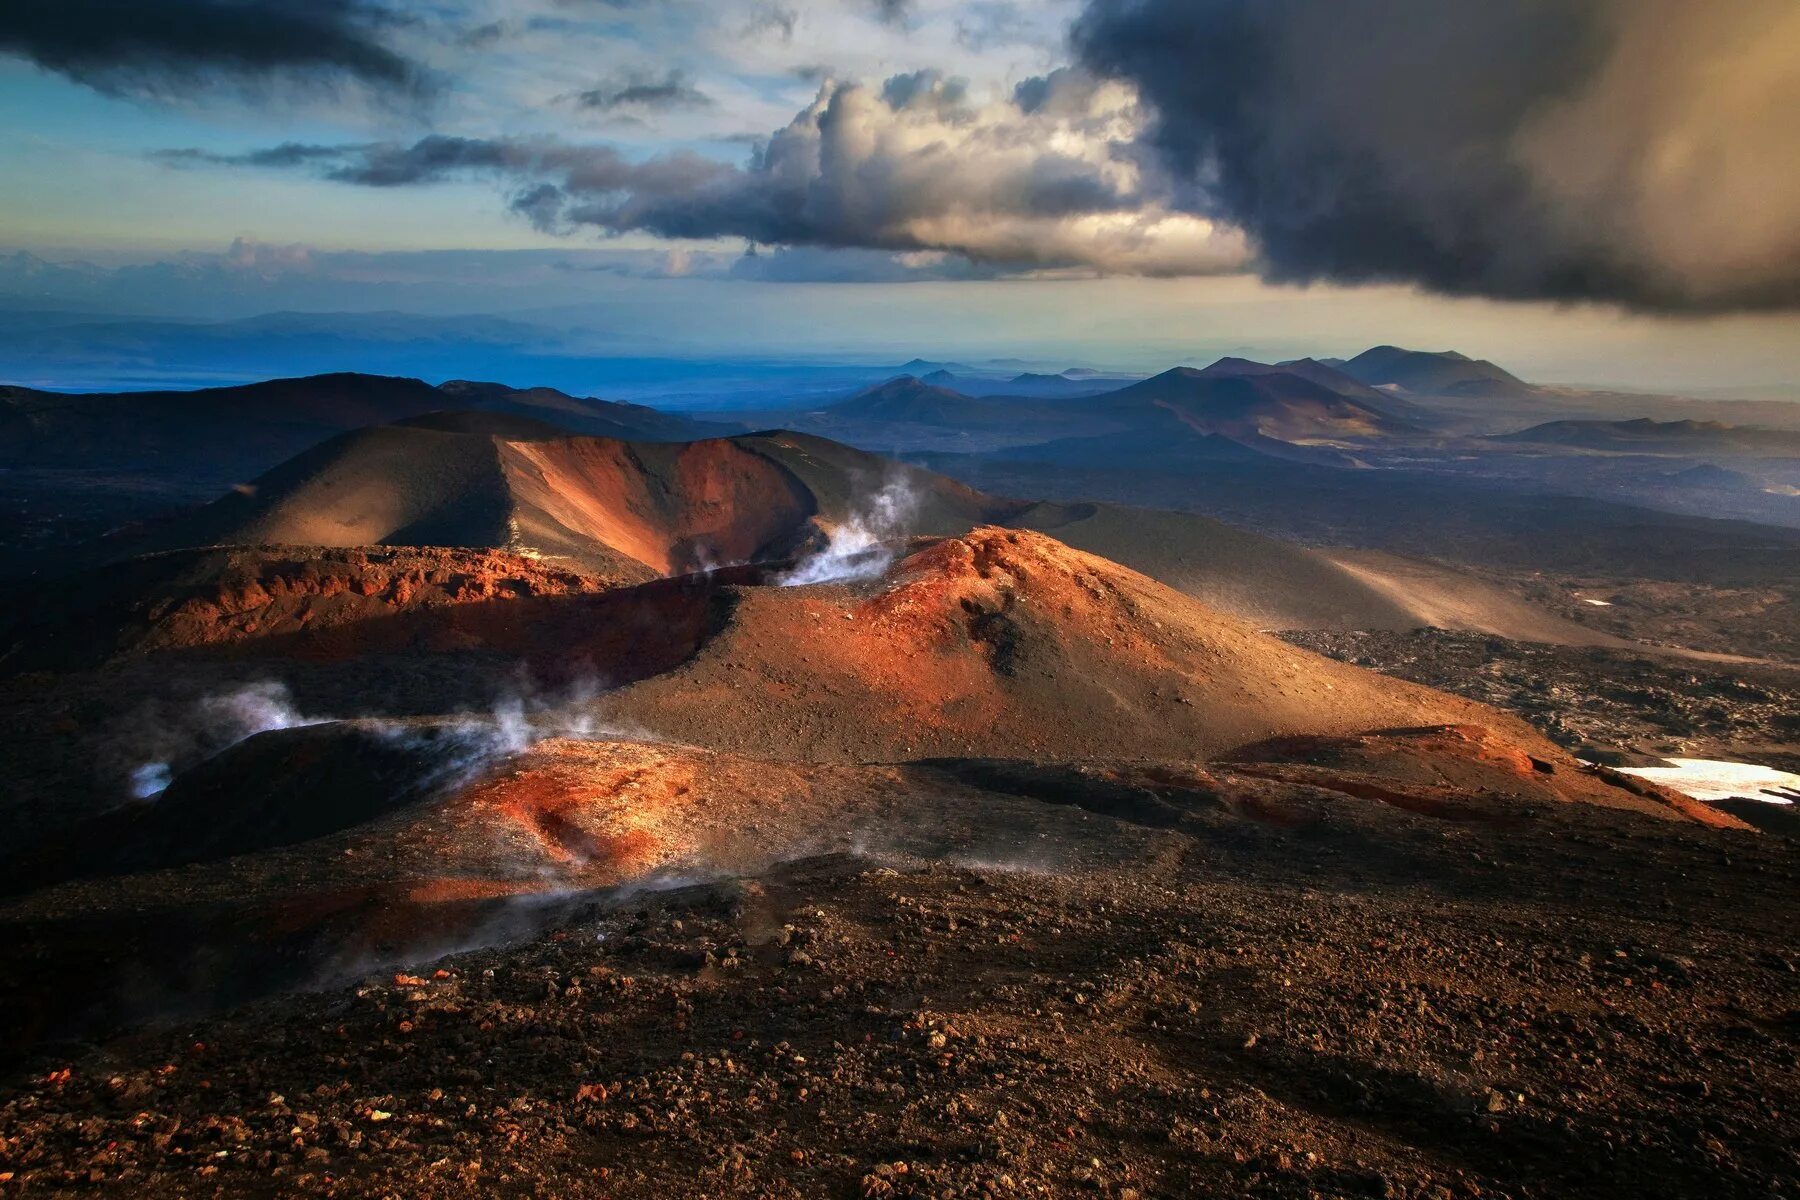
1615 758 1800 804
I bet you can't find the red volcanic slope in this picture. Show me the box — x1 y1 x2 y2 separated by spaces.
0 545 653 672
600 526 1741 829
499 436 818 573
129 424 1452 639
149 426 1018 576
4 711 1735 940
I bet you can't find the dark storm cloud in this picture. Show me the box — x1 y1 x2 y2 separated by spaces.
1072 0 1800 312
571 70 714 113
0 0 425 98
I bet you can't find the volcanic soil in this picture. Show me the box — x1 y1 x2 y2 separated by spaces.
0 526 1792 1198
0 783 1792 1198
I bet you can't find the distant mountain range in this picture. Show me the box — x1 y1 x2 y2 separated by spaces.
1 309 1559 415
0 344 1568 492
834 359 1413 437
750 356 1439 471
826 375 1005 425
0 373 735 479
901 346 1539 407
964 370 1141 398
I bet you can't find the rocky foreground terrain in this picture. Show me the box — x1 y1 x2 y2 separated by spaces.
0 506 1794 1199
0 791 1794 1199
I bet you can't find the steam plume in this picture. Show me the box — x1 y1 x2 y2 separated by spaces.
779 476 919 586
128 681 322 800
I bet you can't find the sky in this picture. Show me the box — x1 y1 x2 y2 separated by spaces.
2 0 1799 392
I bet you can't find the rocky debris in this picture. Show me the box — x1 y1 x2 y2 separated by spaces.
1505 575 1800 665
0 545 646 673
1280 628 1800 773
0 796 1794 1199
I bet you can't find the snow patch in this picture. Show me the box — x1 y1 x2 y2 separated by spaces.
1616 758 1800 804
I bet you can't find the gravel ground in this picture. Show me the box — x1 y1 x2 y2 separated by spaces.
1 795 1794 1199
1277 629 1800 771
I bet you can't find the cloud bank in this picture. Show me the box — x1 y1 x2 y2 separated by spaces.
112 0 1800 310
1072 0 1800 312
162 68 1246 277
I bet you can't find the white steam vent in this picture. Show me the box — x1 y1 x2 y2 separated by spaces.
779 475 920 587
128 681 324 801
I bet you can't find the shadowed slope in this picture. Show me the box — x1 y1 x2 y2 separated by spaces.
1093 367 1416 443
435 379 737 441
1341 346 1534 399
161 425 518 552
0 372 729 480
1007 501 1422 631
0 373 452 475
